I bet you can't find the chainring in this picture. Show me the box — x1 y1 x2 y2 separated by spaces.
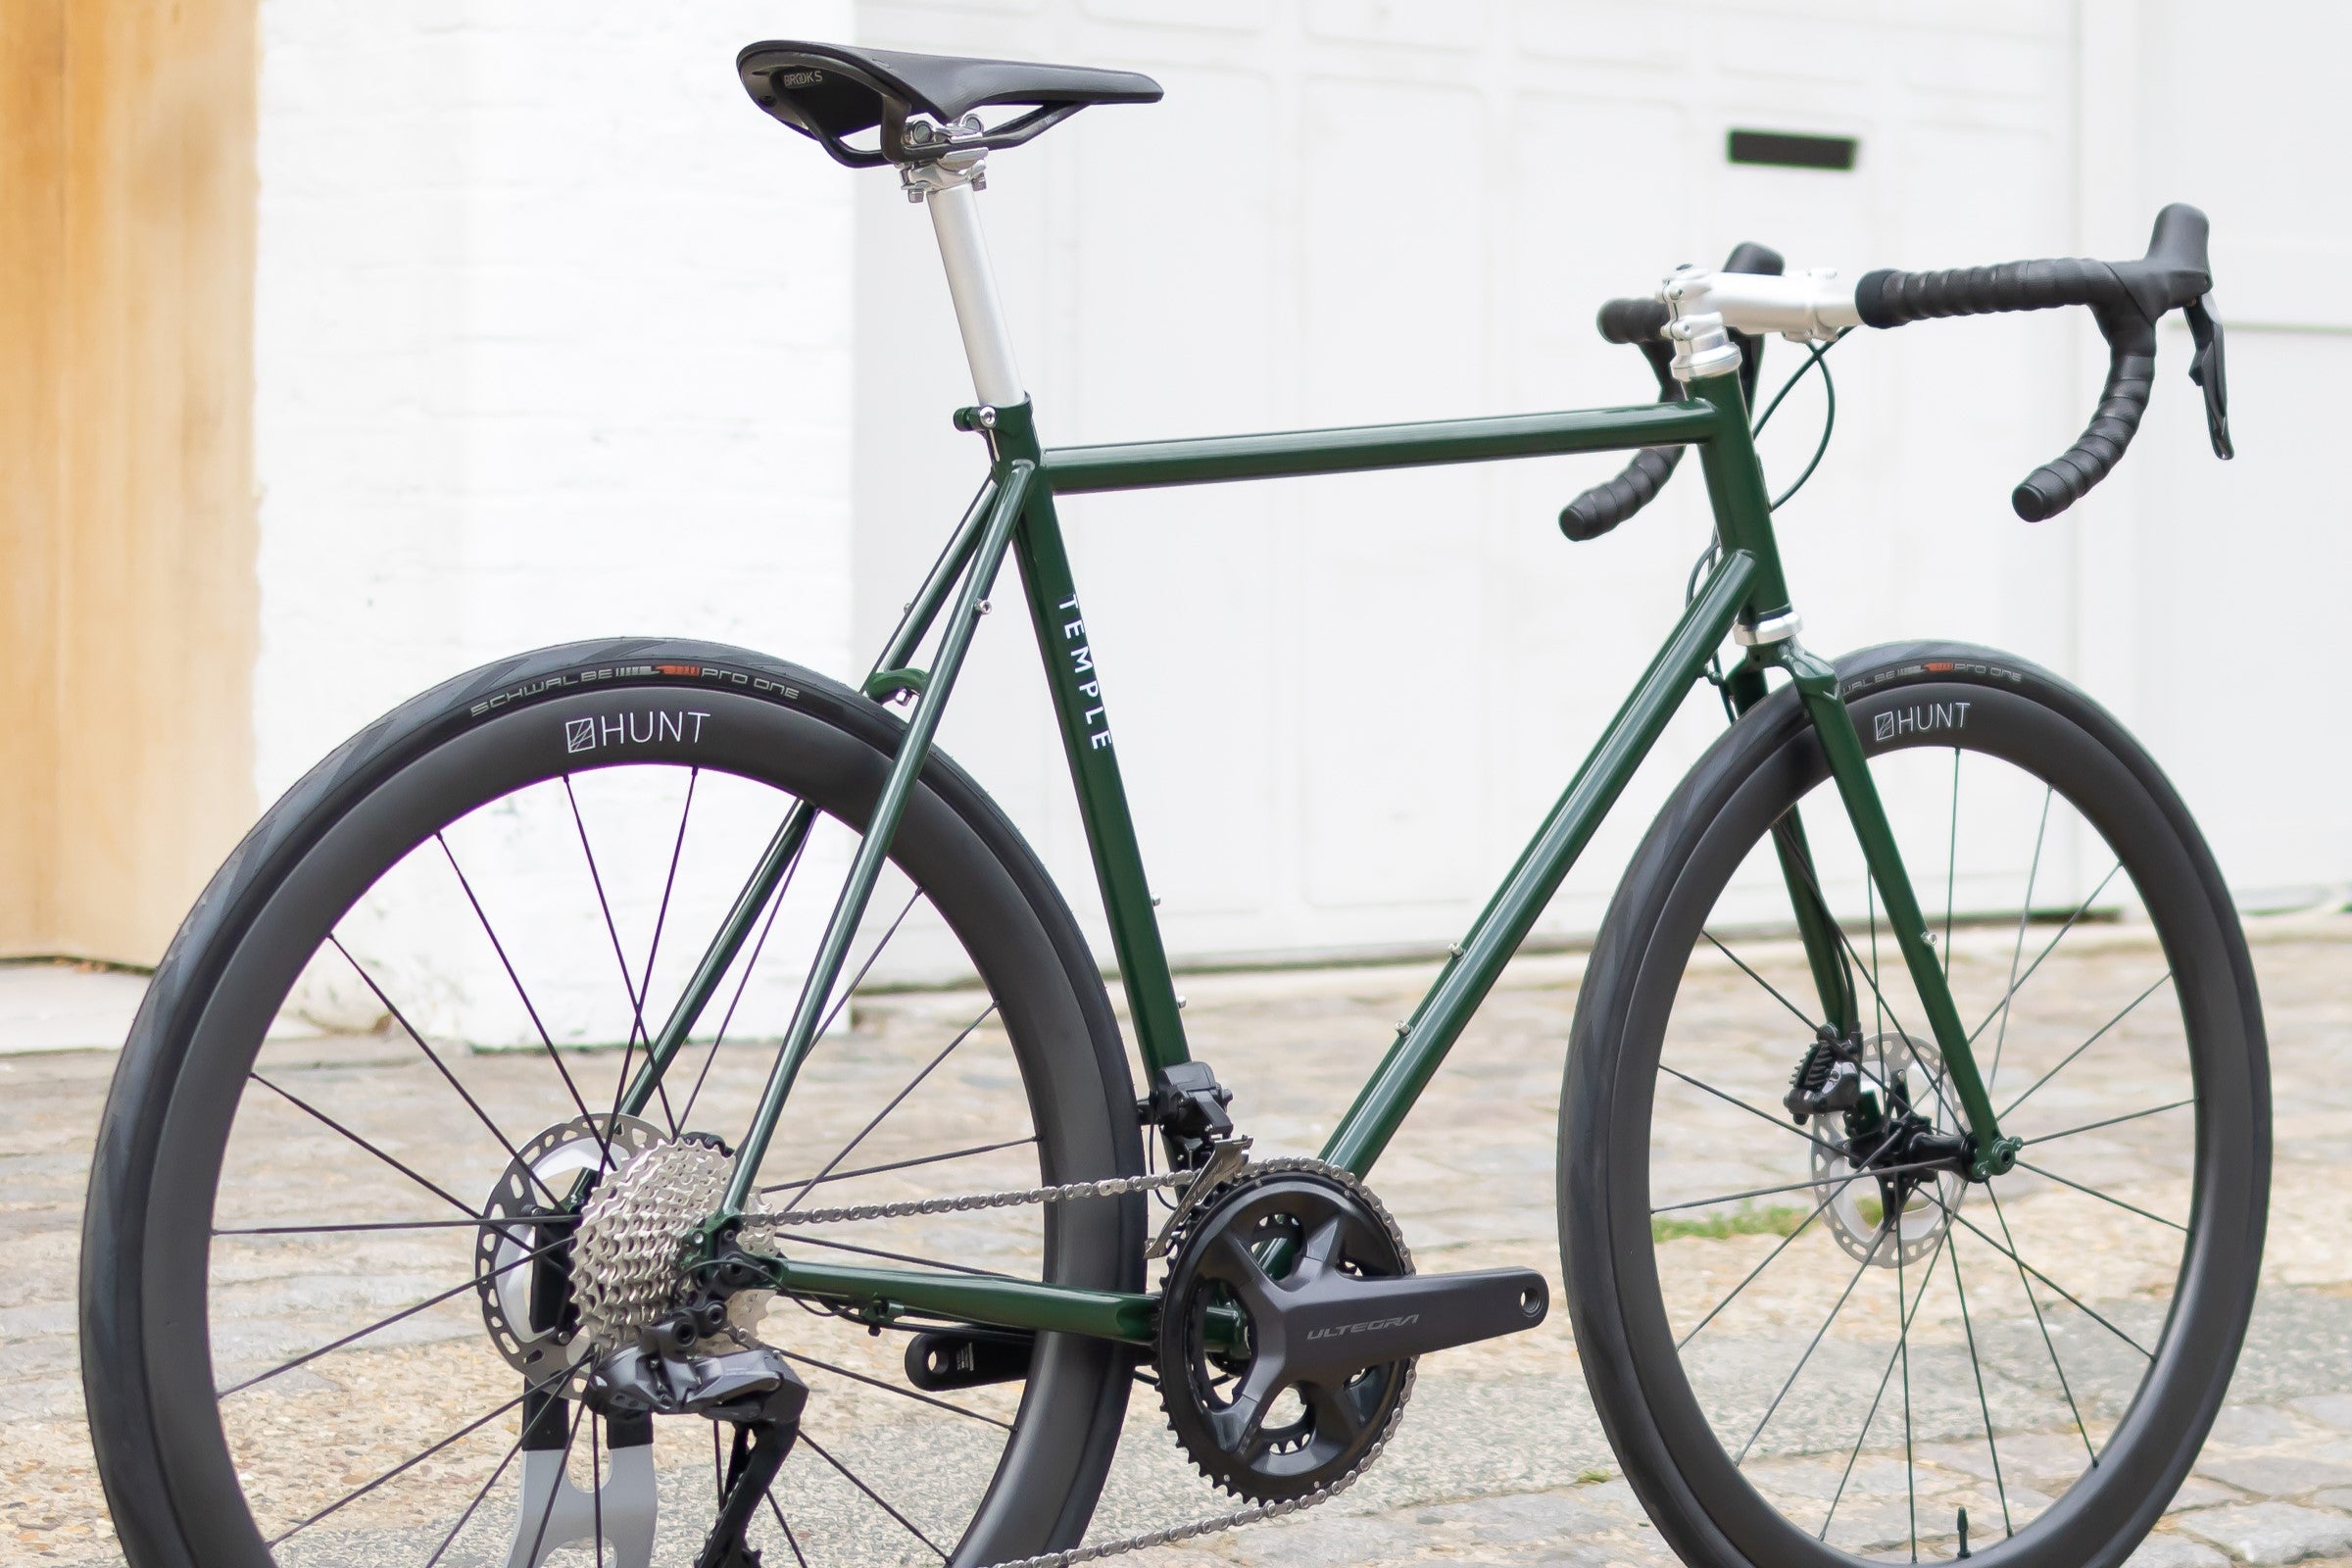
1156 1159 1415 1502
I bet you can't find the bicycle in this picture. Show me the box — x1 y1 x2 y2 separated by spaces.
82 37 2259 1568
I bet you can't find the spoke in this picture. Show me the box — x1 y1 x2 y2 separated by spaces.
1658 1062 1876 1163
1897 1157 1916 1562
1937 1200 2152 1358
247 1072 477 1221
783 1231 1019 1279
762 1136 1039 1197
1949 1233 2014 1536
1651 1156 1955 1216
1739 1220 1887 1463
1966 860 2125 1048
1819 1230 1948 1542
678 814 815 1130
1701 930 1819 1032
798 1431 950 1562
767 1494 814 1568
1943 749 1959 976
327 935 555 1206
2013 1158 2186 1232
1988 787 2053 1090
562 771 691 1140
1998 972 2173 1120
437 831 602 1147
2027 1098 2193 1148
778 1004 998 1218
1674 1124 1909 1350
1869 878 1885 1044
218 1236 571 1396
1677 1187 1839 1349
214 1214 571 1237
627 769 698 1135
1987 1183 2095 1465
265 1388 532 1546
785 1348 1012 1429
1778 842 1965 1130
422 1432 521 1568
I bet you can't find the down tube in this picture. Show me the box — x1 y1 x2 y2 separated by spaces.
1320 549 1759 1177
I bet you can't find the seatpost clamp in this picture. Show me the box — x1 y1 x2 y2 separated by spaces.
898 116 990 202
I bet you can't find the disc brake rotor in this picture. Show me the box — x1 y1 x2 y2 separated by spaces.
1811 1033 1967 1266
474 1113 662 1383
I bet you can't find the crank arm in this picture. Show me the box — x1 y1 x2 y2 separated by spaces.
1281 1265 1549 1387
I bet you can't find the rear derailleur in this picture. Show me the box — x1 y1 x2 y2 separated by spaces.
585 1253 807 1568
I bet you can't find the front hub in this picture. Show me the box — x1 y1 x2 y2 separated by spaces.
1808 1034 1971 1267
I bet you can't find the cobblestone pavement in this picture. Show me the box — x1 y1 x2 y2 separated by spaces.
5 916 2348 1568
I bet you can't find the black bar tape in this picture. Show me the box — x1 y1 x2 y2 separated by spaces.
2011 348 2153 521
1855 259 2154 343
1855 206 2217 520
1596 297 1671 346
1561 446 1682 541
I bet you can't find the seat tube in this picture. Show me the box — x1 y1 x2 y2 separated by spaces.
918 164 1025 407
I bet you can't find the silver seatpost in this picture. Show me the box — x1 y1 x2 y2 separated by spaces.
903 132 1026 408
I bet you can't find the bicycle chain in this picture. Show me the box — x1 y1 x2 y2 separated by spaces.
765 1154 1413 1568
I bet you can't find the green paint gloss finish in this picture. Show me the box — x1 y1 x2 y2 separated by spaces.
1781 643 2014 1174
762 1255 1159 1346
614 477 1002 1124
631 344 2019 1334
1044 401 1722 494
723 462 1035 1215
1321 548 1758 1176
991 399 1196 1076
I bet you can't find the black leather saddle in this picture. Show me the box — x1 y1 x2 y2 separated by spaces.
738 41 1161 169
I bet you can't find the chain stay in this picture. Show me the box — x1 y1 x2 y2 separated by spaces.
754 1153 1406 1568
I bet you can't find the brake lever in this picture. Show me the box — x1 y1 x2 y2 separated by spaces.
2182 292 2233 460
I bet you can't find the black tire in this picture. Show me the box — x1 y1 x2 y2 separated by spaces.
1562 642 2268 1568
83 638 1147 1568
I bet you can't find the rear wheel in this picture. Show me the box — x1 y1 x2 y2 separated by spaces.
82 638 1145 1568
1562 643 2268 1568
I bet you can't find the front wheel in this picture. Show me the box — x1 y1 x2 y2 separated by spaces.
1562 642 2268 1568
82 638 1146 1568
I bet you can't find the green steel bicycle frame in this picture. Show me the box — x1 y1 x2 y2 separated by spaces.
627 367 2011 1347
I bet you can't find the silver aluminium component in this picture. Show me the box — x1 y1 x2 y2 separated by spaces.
477 1127 1401 1568
898 118 1026 409
1812 1034 1967 1267
475 1113 663 1382
1734 609 1803 646
1664 309 1742 382
572 1137 780 1351
1662 265 1862 344
745 1152 1404 1568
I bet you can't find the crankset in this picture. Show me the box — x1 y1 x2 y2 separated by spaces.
1157 1159 1547 1501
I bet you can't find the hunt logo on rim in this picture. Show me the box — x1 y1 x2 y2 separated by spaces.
1873 702 1970 744
564 710 710 755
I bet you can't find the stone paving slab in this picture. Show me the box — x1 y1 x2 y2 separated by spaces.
6 915 2350 1566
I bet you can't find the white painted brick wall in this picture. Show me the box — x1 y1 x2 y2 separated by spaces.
255 3 858 1042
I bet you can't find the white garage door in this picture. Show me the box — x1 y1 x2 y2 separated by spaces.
845 1 2130 967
